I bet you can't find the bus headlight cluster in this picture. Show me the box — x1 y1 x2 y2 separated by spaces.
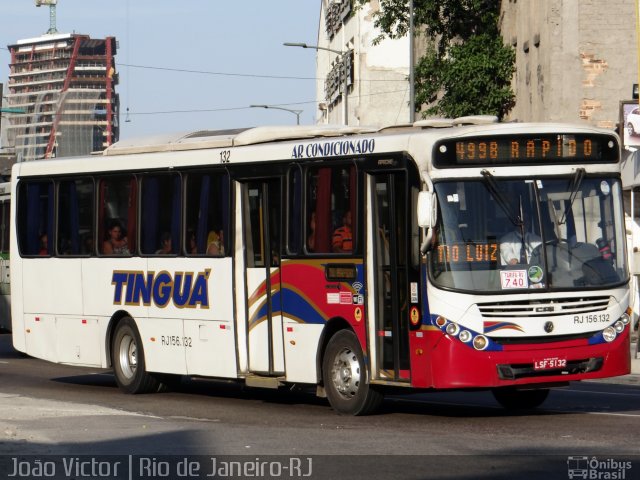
437 318 490 351
620 311 630 325
601 312 631 342
445 323 459 336
602 326 617 343
473 335 488 351
458 330 472 343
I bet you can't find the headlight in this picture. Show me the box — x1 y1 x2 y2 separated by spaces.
620 312 630 325
459 330 472 343
473 335 488 351
445 323 460 336
613 320 625 333
602 326 617 342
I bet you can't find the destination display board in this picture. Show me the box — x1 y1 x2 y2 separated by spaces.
433 133 618 167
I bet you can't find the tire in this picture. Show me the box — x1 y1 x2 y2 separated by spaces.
112 317 161 394
322 330 383 415
492 387 549 410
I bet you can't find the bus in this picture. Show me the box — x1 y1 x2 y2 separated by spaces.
0 182 11 331
10 117 632 415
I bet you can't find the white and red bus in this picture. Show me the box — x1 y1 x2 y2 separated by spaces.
10 118 632 414
0 182 11 331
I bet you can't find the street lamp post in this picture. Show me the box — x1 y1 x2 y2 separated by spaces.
284 42 350 126
409 0 415 123
250 104 302 125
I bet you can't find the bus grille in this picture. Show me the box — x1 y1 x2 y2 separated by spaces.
477 296 611 318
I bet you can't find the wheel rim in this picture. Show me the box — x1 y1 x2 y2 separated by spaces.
330 346 361 399
117 333 137 380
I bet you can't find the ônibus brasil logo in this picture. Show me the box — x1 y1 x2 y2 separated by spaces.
567 456 632 479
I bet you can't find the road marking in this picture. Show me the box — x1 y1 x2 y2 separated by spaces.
560 389 640 398
585 411 640 418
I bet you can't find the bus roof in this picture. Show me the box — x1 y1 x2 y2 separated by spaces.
101 116 504 156
11 118 620 180
103 125 380 156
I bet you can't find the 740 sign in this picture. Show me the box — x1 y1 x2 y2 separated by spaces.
500 270 528 289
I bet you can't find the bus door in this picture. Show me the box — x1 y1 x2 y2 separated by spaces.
368 172 412 381
240 179 285 376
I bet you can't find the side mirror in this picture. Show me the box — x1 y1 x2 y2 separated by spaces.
417 191 436 228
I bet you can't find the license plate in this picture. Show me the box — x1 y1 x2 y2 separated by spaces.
533 357 567 370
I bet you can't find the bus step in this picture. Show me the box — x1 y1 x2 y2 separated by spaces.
244 375 284 389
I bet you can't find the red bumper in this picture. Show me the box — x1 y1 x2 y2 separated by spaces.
410 327 631 389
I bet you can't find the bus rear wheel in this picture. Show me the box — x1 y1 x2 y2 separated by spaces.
492 387 550 410
322 330 383 415
112 317 161 394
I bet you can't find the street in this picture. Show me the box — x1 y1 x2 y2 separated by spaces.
0 333 639 479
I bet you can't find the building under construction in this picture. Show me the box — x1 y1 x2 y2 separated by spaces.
4 32 119 161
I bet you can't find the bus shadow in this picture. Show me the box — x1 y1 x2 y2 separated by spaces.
50 370 640 418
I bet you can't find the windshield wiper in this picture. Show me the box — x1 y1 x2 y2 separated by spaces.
481 170 523 227
559 167 585 225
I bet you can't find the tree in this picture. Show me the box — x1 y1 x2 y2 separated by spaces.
355 0 515 119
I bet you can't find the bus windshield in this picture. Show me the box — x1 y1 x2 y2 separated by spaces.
429 176 628 292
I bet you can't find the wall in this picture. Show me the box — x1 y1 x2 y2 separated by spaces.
500 0 637 127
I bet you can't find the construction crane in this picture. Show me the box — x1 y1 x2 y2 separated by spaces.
35 0 58 34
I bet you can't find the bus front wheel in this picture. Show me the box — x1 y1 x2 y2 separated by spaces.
492 387 550 410
322 330 383 415
112 317 161 394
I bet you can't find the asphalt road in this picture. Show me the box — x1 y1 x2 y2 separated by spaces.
0 333 639 479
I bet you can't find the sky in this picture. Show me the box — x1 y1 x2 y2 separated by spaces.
0 1 320 140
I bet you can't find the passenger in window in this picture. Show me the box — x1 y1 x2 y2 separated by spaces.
206 230 224 255
307 211 317 252
39 233 48 255
187 228 198 254
83 235 94 255
156 232 172 255
332 210 353 253
103 220 129 255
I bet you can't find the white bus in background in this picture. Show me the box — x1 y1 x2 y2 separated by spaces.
10 119 633 415
0 182 10 331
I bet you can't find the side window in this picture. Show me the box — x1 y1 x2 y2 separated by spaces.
140 174 182 255
306 165 356 254
58 178 95 256
17 180 54 256
0 199 10 255
99 176 136 255
287 167 302 254
184 171 230 256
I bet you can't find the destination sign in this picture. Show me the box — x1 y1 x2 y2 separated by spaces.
435 242 498 265
433 133 618 167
